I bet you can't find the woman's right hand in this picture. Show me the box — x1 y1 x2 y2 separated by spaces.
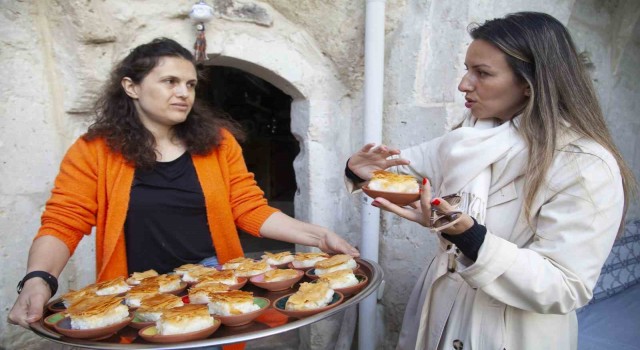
347 143 410 181
7 278 52 329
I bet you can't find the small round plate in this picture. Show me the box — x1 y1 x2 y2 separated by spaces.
44 312 65 330
47 298 66 313
128 313 155 330
214 297 270 326
53 314 132 339
250 270 304 292
138 319 221 343
164 282 188 296
361 185 420 206
333 274 369 297
273 292 344 319
305 264 360 280
226 277 248 291
286 262 314 272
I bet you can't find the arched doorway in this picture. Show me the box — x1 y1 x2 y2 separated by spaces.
197 66 298 257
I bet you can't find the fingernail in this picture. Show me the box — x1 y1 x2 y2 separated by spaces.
431 199 441 206
423 178 428 185
372 200 380 207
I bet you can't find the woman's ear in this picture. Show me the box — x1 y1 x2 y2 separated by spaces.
121 77 138 99
524 85 531 97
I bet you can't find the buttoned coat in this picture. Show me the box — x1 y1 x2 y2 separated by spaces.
368 135 624 350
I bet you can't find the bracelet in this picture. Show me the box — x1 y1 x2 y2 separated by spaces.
17 271 58 296
345 159 366 183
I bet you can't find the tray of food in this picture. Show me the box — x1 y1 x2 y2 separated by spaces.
30 254 383 349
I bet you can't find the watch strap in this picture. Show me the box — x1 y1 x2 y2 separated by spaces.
17 271 58 296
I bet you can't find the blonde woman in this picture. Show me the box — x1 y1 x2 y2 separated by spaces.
346 12 636 350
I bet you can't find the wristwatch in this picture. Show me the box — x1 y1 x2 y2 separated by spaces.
17 271 58 296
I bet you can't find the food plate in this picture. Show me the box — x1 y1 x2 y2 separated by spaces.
250 270 304 292
273 292 344 319
47 299 66 313
44 312 65 330
213 297 270 326
305 264 360 280
226 277 248 290
333 274 369 297
138 319 221 343
128 313 155 330
53 314 133 339
361 184 420 206
286 262 315 272
165 282 188 296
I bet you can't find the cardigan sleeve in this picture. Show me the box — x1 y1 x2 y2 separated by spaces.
458 142 624 314
34 137 99 255
221 131 279 236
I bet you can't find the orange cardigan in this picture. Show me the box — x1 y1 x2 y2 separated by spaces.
35 130 279 282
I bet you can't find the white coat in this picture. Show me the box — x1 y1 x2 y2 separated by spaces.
385 136 625 350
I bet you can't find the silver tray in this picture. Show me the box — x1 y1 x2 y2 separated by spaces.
30 258 383 349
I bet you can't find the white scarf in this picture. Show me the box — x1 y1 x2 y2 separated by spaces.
436 116 528 224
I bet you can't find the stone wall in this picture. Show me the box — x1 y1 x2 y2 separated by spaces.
1 1 638 349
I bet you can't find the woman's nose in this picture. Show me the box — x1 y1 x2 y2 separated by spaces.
458 73 473 92
175 85 188 97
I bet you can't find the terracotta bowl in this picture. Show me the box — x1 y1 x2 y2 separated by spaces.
333 274 369 297
286 262 316 272
53 314 133 339
226 277 248 290
138 319 221 343
128 313 155 330
250 270 304 292
214 297 270 327
361 185 420 206
273 292 344 319
44 312 65 330
305 264 360 280
268 261 295 269
47 298 66 313
164 282 188 296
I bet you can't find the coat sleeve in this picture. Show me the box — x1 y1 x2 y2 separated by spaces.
35 137 99 255
395 136 444 191
221 131 279 236
458 144 624 314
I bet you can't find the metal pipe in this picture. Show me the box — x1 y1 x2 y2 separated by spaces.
360 0 386 349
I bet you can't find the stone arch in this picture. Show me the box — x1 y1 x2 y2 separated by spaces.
199 30 353 238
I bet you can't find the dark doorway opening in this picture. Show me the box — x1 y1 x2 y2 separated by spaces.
197 66 298 257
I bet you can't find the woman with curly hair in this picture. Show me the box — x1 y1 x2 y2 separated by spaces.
9 37 358 329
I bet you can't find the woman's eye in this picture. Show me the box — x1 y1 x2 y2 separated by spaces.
478 71 489 77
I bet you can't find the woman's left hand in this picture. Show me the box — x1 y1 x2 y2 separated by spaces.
318 230 360 257
371 178 474 234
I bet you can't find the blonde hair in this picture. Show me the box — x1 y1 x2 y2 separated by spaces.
469 12 637 232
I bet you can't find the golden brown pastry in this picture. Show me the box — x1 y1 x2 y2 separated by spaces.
263 269 299 282
291 252 329 268
126 269 159 285
207 290 259 316
95 276 131 295
65 295 129 329
314 254 357 275
136 293 184 322
285 281 334 311
188 283 230 304
156 304 215 335
367 170 419 193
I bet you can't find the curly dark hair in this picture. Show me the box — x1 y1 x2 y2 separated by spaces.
85 37 244 169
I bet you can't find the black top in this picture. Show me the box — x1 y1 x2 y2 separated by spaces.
125 152 215 274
